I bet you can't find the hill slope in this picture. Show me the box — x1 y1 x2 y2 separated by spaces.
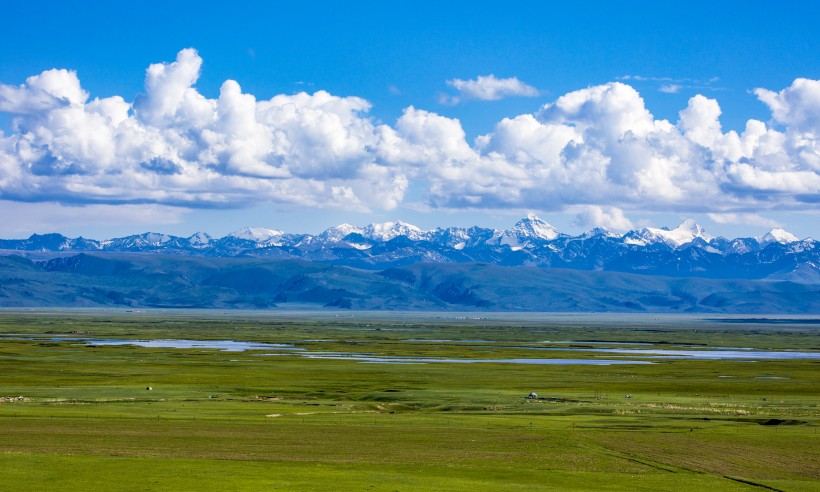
0 254 817 313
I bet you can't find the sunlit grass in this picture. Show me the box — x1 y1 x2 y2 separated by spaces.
0 311 818 490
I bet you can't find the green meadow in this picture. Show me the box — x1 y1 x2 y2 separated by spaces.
0 311 818 490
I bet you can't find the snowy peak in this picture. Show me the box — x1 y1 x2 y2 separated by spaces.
626 220 712 248
494 215 560 251
115 232 171 247
676 219 707 236
95 232 179 251
581 227 618 239
758 228 799 247
668 219 712 245
362 221 424 241
319 224 364 243
142 232 172 246
187 232 212 247
1 219 818 285
509 214 559 240
227 227 284 243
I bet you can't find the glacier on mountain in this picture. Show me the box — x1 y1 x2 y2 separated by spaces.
0 216 814 282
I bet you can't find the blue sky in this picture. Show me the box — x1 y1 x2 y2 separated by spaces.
0 1 818 239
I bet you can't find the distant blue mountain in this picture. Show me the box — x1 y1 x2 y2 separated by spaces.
0 216 817 283
0 253 817 312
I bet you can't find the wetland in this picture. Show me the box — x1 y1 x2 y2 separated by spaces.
0 310 818 490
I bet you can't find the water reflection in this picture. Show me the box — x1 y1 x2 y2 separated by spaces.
78 338 301 352
585 348 820 360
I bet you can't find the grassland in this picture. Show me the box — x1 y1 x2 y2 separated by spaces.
0 310 818 490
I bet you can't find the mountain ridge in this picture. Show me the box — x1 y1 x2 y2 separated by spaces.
0 217 816 282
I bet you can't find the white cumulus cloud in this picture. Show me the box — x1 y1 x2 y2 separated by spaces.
444 75 539 104
573 206 634 232
0 68 88 113
0 50 818 220
410 80 820 213
0 49 407 211
754 78 820 132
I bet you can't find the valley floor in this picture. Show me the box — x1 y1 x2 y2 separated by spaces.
0 311 818 490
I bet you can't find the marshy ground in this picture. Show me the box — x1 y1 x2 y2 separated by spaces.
0 311 818 490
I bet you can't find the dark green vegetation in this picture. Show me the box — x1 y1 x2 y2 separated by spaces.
0 311 818 490
2 253 819 312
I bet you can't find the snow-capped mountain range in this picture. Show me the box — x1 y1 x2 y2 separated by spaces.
1 215 817 281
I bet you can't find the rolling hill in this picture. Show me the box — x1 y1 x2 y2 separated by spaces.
0 253 817 313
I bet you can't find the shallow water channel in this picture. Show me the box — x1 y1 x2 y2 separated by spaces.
531 346 820 360
8 336 819 364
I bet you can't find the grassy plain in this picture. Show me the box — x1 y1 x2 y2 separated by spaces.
0 310 818 490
